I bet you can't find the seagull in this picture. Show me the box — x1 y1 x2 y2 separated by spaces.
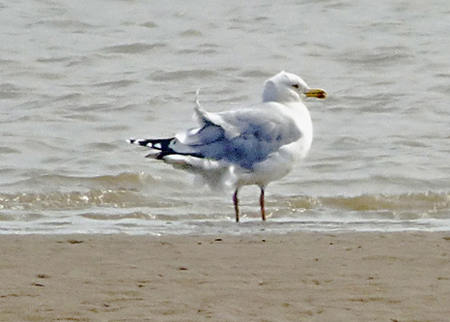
128 71 327 222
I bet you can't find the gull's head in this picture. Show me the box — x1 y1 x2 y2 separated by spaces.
262 71 327 103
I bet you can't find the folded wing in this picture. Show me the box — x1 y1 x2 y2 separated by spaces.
172 103 302 170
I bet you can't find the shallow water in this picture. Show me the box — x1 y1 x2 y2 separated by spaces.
1 0 449 235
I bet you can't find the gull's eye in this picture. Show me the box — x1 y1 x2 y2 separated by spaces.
292 84 299 89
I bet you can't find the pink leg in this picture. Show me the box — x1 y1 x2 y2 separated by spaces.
233 189 239 222
260 186 266 221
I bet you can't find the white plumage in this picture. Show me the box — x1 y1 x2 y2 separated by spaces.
128 71 327 222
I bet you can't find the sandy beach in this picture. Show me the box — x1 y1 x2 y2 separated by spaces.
1 232 449 322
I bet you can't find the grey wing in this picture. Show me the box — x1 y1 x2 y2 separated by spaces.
175 107 301 169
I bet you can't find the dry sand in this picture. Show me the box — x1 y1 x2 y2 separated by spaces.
1 232 449 322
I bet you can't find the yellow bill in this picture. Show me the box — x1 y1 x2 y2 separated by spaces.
305 88 327 99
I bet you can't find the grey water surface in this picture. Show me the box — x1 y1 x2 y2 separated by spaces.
1 0 449 234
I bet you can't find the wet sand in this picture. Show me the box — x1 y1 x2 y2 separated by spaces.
1 232 449 322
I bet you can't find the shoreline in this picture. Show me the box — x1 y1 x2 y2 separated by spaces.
1 231 449 321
